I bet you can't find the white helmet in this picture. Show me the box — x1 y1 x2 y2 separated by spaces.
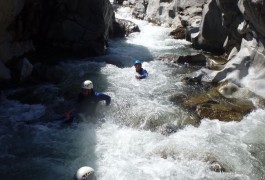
82 80 93 89
74 166 96 180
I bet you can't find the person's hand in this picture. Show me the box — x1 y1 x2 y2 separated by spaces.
135 75 140 79
64 108 75 119
64 112 72 120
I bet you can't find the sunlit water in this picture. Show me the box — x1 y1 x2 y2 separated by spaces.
1 5 265 180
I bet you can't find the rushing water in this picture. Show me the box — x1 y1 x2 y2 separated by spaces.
1 5 265 180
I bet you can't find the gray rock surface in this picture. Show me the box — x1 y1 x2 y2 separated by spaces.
111 18 140 37
144 0 206 27
191 0 265 99
191 0 227 54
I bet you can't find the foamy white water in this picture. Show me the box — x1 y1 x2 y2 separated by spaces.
0 4 265 180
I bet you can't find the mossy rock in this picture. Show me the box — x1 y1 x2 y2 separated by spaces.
196 100 254 122
182 82 255 122
184 94 216 108
183 87 221 108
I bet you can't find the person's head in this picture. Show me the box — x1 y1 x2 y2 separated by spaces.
134 59 142 72
74 166 96 180
82 80 93 96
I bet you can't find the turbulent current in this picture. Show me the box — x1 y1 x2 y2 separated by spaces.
1 5 265 180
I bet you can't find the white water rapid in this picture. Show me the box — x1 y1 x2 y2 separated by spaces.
0 4 265 180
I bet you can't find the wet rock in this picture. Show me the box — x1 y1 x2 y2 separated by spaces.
183 115 201 127
209 161 225 172
196 102 251 121
218 82 252 99
132 2 146 20
183 91 219 108
206 59 225 71
183 83 255 122
111 18 140 38
169 93 187 104
159 123 179 136
206 54 227 70
212 37 265 99
156 53 186 63
169 26 186 39
176 54 207 66
181 75 203 85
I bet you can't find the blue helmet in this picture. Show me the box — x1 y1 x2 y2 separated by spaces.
134 60 142 65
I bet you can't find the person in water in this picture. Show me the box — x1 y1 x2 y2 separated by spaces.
64 80 111 122
134 60 148 79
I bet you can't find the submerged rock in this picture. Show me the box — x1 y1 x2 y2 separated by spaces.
183 82 255 122
159 123 180 136
196 101 253 121
209 161 225 172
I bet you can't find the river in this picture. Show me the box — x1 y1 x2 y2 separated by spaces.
0 4 265 180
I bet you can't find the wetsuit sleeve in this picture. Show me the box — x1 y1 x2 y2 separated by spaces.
139 69 148 79
95 93 111 106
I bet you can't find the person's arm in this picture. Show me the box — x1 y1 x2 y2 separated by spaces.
138 69 148 79
95 92 111 105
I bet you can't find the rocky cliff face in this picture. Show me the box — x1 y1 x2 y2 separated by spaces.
0 0 114 82
190 0 265 98
115 0 206 28
145 0 206 27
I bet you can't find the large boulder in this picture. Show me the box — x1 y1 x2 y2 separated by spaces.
191 0 227 54
214 37 265 99
238 0 265 37
35 0 114 57
0 0 115 83
186 0 265 100
190 35 265 99
111 18 140 38
183 82 255 122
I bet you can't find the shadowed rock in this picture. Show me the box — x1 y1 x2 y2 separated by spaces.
0 0 115 82
111 18 140 38
177 54 207 66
